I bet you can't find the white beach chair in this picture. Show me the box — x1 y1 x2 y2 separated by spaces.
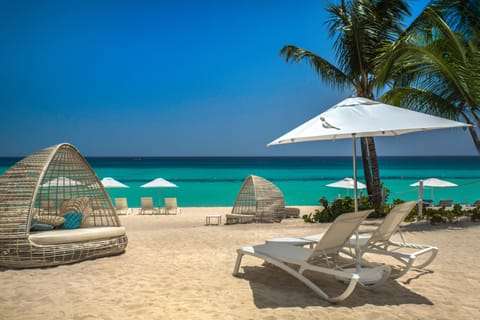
233 210 391 302
139 197 158 215
115 197 132 215
162 197 181 215
270 201 438 279
340 201 438 278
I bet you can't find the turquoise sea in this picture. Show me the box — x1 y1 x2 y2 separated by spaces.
1 157 479 207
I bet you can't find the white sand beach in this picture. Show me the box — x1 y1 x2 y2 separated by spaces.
1 206 479 320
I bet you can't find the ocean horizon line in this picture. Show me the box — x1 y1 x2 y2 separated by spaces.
0 155 479 160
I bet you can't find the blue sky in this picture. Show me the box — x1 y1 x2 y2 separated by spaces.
0 0 476 157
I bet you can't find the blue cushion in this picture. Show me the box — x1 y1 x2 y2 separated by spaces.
62 212 83 229
30 216 54 231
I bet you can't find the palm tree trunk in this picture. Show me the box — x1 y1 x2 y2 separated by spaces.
468 126 480 154
367 136 382 208
360 137 373 202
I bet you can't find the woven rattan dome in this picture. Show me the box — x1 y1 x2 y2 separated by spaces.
0 143 127 268
231 175 285 222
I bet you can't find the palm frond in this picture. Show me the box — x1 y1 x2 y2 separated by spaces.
279 45 353 90
429 0 480 37
380 87 462 120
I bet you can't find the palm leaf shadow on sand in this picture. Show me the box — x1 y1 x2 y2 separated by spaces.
238 265 433 308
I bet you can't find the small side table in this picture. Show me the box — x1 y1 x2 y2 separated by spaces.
206 214 222 225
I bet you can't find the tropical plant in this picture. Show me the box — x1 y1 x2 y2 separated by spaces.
377 1 480 152
471 207 480 221
303 195 373 223
280 0 411 207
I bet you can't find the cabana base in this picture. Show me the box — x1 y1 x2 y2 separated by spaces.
0 234 127 269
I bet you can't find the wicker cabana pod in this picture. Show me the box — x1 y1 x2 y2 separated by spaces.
0 143 127 268
230 175 285 223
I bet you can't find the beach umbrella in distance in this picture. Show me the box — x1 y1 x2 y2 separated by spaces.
101 177 129 188
41 176 82 187
410 178 458 202
327 177 366 189
99 178 129 212
268 97 470 212
141 178 178 207
327 178 366 197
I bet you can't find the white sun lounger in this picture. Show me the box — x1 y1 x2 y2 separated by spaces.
233 210 391 302
269 201 438 279
139 197 158 215
162 197 181 215
115 197 132 215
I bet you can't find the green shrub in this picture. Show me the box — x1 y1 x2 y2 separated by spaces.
471 207 480 221
305 195 373 223
429 211 447 224
308 194 403 223
305 196 478 224
423 207 454 224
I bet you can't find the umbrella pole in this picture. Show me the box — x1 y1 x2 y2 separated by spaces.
352 134 362 272
418 180 424 218
352 134 358 212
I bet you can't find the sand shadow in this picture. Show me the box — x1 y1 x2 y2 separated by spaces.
359 218 479 235
237 265 433 308
400 218 480 233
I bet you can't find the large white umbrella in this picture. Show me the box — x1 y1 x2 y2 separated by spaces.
410 178 458 203
268 97 470 212
101 177 129 188
141 178 178 206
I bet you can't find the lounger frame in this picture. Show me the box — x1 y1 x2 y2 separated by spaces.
233 210 391 302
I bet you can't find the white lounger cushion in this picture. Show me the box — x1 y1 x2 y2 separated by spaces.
243 243 312 262
29 227 126 245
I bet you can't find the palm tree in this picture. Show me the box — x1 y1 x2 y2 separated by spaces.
378 1 480 152
280 0 411 207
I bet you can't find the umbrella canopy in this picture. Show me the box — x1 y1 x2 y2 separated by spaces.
100 177 129 188
410 178 458 202
327 177 366 190
410 178 458 188
41 176 82 187
141 178 178 206
268 97 470 211
269 97 470 144
141 178 178 188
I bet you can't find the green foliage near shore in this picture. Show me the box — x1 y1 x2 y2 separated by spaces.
303 196 374 223
303 197 480 224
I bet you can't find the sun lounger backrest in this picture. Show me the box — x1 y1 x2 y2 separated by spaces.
439 200 453 207
165 197 177 210
369 201 417 243
115 198 128 210
141 197 154 209
308 210 372 261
